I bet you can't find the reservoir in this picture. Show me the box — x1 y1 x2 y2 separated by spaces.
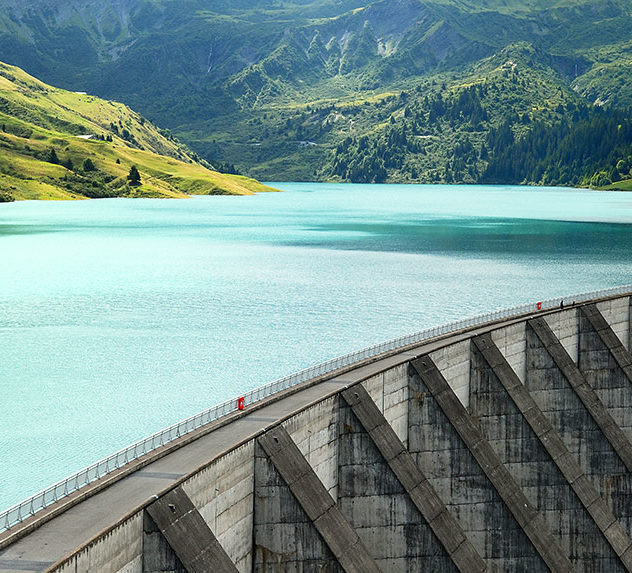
1 182 632 510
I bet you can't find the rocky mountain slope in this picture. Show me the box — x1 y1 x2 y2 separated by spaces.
0 0 630 187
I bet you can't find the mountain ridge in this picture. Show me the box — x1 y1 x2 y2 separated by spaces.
0 0 631 187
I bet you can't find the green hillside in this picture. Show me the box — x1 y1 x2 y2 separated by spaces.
0 61 275 201
0 0 631 188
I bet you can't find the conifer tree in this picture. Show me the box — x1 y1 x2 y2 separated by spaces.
127 165 141 186
82 158 96 172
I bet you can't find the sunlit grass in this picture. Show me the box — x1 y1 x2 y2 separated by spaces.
0 61 276 200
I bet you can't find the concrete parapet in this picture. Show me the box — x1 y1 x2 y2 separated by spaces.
54 514 143 573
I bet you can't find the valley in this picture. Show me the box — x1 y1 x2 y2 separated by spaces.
0 0 630 188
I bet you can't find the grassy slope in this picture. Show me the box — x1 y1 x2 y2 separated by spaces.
0 0 630 186
0 61 276 200
605 179 632 191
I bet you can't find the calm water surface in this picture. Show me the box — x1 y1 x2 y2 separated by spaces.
1 183 632 509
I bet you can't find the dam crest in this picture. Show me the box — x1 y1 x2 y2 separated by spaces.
3 290 632 571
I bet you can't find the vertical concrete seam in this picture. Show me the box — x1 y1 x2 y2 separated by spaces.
341 385 487 573
257 426 380 573
473 334 632 570
411 355 574 573
529 317 632 474
629 297 632 352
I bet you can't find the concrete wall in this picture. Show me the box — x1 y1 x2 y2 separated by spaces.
337 401 454 571
524 324 632 540
182 443 254 572
543 308 579 363
491 321 527 382
409 362 545 571
45 295 632 573
54 515 143 573
283 396 340 501
472 339 623 571
597 296 630 350
579 308 632 443
252 441 340 571
429 340 470 407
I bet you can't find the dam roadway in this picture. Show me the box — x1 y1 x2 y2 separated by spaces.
2 292 632 571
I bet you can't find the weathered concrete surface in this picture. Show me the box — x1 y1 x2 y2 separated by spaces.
412 355 570 572
53 514 143 573
142 511 185 573
256 426 378 573
181 443 254 572
429 340 470 407
253 437 343 572
596 296 630 351
528 317 632 475
579 304 632 445
473 333 632 571
282 396 340 501
543 308 580 364
341 385 486 572
582 304 632 382
338 396 457 571
4 294 632 572
491 321 526 383
409 359 536 572
145 487 237 573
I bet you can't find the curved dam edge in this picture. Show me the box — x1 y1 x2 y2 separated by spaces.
1 292 632 571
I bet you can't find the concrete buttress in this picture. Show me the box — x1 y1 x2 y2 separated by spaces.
473 333 632 571
256 426 379 573
145 487 238 572
411 354 572 572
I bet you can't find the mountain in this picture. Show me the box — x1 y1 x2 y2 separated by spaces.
0 61 274 201
0 0 630 188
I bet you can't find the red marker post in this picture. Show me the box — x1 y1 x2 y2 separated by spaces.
238 396 245 411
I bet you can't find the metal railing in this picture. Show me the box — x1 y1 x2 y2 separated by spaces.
2 283 632 534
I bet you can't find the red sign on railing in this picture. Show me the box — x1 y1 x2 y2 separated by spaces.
536 302 542 310
238 396 245 411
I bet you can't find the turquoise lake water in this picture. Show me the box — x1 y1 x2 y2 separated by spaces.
1 182 632 509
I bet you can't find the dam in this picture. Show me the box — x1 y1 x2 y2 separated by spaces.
3 287 632 571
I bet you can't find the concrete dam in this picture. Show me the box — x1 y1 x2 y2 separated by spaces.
3 291 632 571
